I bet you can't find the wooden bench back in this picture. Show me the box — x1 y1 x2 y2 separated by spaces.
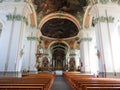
63 72 120 90
0 72 55 90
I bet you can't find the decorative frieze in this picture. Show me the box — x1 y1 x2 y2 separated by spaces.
99 0 109 4
6 14 28 25
87 0 120 5
93 16 114 25
14 0 21 2
80 37 92 43
27 36 38 41
0 0 26 3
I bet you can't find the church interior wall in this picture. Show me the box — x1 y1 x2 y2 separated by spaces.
0 0 120 78
0 1 38 74
91 4 120 77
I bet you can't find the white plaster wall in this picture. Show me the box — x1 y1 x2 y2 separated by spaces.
111 23 120 73
7 7 26 71
28 30 37 71
0 12 13 71
0 2 38 72
21 27 38 72
93 4 120 76
0 3 26 71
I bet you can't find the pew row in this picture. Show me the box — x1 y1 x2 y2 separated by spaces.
0 84 45 90
63 72 94 89
0 72 55 90
63 72 120 90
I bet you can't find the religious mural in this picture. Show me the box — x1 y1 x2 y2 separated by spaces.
41 57 49 71
69 57 76 71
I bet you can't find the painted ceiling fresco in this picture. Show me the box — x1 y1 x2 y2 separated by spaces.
33 0 87 38
34 0 87 15
41 18 79 38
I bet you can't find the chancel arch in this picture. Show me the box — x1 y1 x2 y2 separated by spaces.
50 42 68 70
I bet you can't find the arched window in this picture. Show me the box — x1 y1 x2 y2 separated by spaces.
0 22 3 37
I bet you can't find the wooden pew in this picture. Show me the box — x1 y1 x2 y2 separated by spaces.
63 72 94 88
72 77 120 90
0 78 50 90
63 72 93 79
0 72 55 90
23 72 55 89
63 72 120 90
63 72 94 89
0 84 44 90
81 84 120 90
86 87 120 90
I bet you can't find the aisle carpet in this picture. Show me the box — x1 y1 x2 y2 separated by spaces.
51 75 73 90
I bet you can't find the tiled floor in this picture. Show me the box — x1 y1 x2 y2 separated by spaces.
51 75 73 90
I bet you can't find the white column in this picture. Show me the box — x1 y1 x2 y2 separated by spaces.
89 29 99 75
94 5 120 77
80 29 98 74
80 30 91 73
22 27 38 72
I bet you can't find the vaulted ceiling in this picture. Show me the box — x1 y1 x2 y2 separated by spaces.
34 0 87 15
41 18 79 38
34 0 88 39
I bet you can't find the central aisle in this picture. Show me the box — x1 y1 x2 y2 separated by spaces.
51 75 73 90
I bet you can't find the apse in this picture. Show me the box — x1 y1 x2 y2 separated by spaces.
41 18 79 38
50 43 68 70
